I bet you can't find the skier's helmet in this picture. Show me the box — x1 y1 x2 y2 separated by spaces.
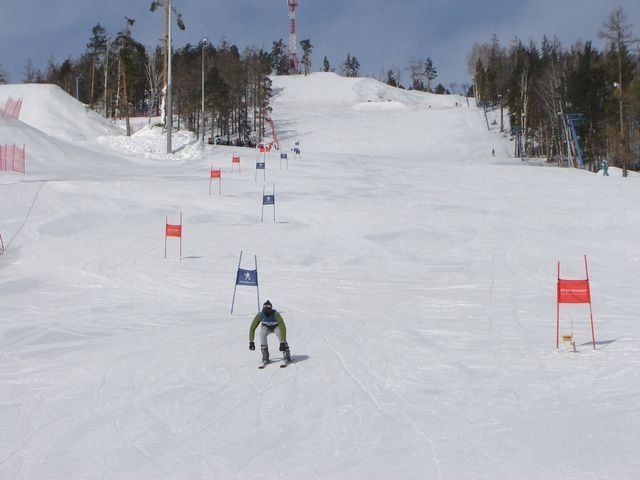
262 300 273 314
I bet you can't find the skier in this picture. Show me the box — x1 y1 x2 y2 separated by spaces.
249 300 292 367
602 159 609 176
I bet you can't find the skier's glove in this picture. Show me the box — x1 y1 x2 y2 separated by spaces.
249 341 255 351
279 342 288 352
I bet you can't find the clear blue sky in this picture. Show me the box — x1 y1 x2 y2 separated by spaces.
1 0 638 87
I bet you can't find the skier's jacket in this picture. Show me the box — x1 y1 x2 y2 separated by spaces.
249 310 287 342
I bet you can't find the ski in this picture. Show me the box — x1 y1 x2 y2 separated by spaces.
258 357 291 368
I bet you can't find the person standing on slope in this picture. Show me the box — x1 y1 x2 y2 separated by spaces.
249 300 291 365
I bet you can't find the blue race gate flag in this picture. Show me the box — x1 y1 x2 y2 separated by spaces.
261 185 276 223
255 160 266 181
262 194 275 205
236 268 258 286
231 251 260 314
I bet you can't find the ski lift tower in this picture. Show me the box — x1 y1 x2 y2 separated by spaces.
287 0 301 74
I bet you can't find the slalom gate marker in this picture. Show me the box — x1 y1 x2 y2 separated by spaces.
280 152 288 170
257 143 269 160
0 144 26 174
164 212 183 260
0 97 23 119
231 250 260 314
261 184 276 223
256 143 272 171
209 166 222 195
556 255 596 350
255 159 266 181
231 154 241 173
259 143 272 154
0 233 5 255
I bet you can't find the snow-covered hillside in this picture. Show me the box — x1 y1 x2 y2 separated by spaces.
1 73 639 480
1 83 120 141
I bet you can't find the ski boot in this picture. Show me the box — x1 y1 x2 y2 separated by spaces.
280 342 292 367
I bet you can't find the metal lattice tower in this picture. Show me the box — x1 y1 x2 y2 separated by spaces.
287 0 300 74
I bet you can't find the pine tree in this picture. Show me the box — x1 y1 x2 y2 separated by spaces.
322 56 330 72
342 54 360 77
270 39 288 75
424 57 437 92
86 23 108 108
434 83 448 94
300 39 313 76
386 69 397 87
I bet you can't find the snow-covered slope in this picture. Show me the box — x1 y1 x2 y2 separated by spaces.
0 83 121 141
271 71 465 108
1 73 639 480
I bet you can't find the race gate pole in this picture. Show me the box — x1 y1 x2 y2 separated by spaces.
584 255 596 349
254 254 260 311
230 250 244 314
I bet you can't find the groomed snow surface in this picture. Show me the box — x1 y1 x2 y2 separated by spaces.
1 72 639 479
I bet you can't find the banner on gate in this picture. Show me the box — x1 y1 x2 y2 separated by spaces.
164 212 183 259
231 251 260 313
556 255 596 349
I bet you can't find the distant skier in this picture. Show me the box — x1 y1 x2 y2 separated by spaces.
602 159 609 176
249 300 291 366
492 148 495 157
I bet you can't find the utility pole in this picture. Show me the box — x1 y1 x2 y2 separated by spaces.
201 37 207 143
75 76 82 101
614 81 626 176
166 0 172 154
498 93 503 132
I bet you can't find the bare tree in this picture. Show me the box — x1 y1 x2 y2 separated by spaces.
598 6 638 176
535 56 571 165
145 46 163 117
22 59 38 83
407 58 422 90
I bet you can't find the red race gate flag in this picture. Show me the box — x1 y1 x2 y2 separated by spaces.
209 167 222 195
231 154 241 173
557 279 591 303
165 213 183 259
556 255 596 349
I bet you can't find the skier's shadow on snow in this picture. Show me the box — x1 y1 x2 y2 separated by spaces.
290 354 310 364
